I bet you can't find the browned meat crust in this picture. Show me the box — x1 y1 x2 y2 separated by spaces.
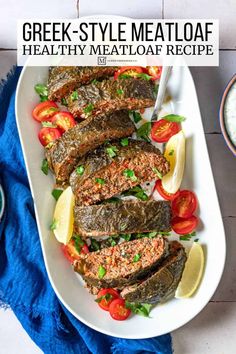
48 66 117 101
74 200 171 237
74 237 167 288
69 139 170 205
45 110 135 183
67 78 155 118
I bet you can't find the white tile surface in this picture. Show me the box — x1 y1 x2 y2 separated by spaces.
0 0 77 48
164 0 236 49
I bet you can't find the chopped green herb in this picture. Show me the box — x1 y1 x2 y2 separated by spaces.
76 165 85 176
136 122 151 142
96 178 105 185
70 91 78 101
163 114 186 123
137 73 152 80
61 97 68 106
132 111 142 123
34 83 48 102
180 231 197 241
122 185 148 201
133 253 141 262
194 238 199 242
98 265 106 279
72 235 85 253
90 238 101 251
50 219 57 231
91 79 98 84
106 145 119 158
42 121 56 128
104 197 120 204
153 168 163 179
135 232 157 239
121 234 132 241
41 159 49 175
120 138 129 146
107 237 117 247
95 293 113 303
117 88 124 95
169 149 175 156
125 302 152 317
158 231 171 236
119 73 131 79
148 231 158 238
123 169 138 182
83 103 94 114
51 189 63 201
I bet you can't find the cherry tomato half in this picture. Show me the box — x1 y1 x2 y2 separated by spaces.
146 66 162 80
151 119 181 143
61 239 89 264
154 180 180 201
38 127 62 146
109 298 131 321
172 190 198 218
32 101 59 122
114 66 144 80
52 112 76 132
96 289 120 311
171 215 198 235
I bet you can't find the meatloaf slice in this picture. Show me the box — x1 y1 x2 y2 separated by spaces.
69 139 169 205
67 78 155 118
74 237 167 288
74 200 171 236
120 241 187 304
45 110 135 183
48 66 117 101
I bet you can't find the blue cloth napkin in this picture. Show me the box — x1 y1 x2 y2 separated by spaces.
0 67 173 354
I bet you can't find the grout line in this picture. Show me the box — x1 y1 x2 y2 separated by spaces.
162 0 164 19
0 48 16 51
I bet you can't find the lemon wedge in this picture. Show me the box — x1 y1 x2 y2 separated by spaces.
52 186 75 245
175 242 204 298
162 130 185 194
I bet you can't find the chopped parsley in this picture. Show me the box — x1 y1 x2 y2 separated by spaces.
61 97 68 106
107 237 117 247
83 103 94 114
90 238 101 252
122 185 148 201
131 111 142 123
133 253 141 262
72 235 85 254
95 293 113 303
106 145 119 158
51 189 63 201
96 178 105 185
120 138 129 146
34 83 48 102
121 234 132 241
136 122 151 142
98 265 106 279
152 168 163 179
137 73 152 80
125 302 152 317
91 79 98 84
41 159 49 175
158 231 171 236
50 219 57 231
169 149 175 156
70 91 78 101
104 197 120 203
76 165 85 176
180 232 197 241
123 169 138 182
163 114 186 123
117 88 124 95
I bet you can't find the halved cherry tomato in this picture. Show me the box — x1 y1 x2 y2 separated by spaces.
146 66 162 80
61 238 89 263
109 298 131 321
151 119 181 143
52 112 76 132
154 180 180 201
114 66 144 80
171 215 198 235
32 101 59 122
38 127 62 146
172 190 198 218
96 288 120 311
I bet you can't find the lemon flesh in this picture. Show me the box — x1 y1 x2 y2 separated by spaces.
175 242 204 298
53 186 75 245
162 130 185 194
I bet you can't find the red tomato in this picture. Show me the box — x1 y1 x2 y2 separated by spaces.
52 112 76 132
32 101 59 122
151 119 181 143
109 298 131 321
154 180 180 201
171 215 198 235
38 127 62 146
96 289 120 311
61 239 89 263
146 66 162 80
172 190 198 218
81 244 89 254
114 66 144 80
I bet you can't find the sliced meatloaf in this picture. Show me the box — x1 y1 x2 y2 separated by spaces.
67 78 155 118
45 110 135 183
74 200 171 236
74 237 167 288
121 241 187 304
48 66 117 101
69 139 169 205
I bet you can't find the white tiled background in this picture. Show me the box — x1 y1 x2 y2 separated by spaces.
0 1 236 353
